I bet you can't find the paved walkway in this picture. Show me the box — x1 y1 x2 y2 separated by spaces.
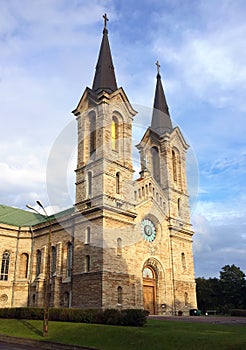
149 315 246 325
0 335 99 350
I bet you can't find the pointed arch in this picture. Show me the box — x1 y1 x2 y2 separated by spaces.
151 146 160 183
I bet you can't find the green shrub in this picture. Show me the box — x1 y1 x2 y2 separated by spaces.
0 307 147 326
230 309 246 317
102 309 121 325
121 309 148 327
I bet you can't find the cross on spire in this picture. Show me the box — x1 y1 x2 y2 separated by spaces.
103 13 109 29
156 60 161 75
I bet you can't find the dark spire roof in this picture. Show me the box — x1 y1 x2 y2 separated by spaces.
92 14 117 93
151 61 173 134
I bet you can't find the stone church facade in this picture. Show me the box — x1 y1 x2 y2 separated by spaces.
0 17 197 315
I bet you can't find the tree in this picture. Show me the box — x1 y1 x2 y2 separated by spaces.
196 277 222 313
219 264 246 309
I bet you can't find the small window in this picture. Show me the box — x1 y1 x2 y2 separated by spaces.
67 243 73 277
36 250 41 277
172 150 177 182
184 292 188 306
178 198 182 217
181 252 186 269
85 255 90 273
117 238 122 256
116 172 120 194
117 286 123 304
85 227 91 244
0 251 10 281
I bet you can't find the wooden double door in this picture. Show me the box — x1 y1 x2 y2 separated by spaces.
143 266 156 314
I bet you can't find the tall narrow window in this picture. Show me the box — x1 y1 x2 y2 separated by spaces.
51 246 57 275
20 253 29 279
112 116 119 151
85 255 90 273
178 198 182 217
172 149 177 182
67 242 73 277
36 249 41 277
117 238 122 256
184 292 188 306
117 286 123 304
181 252 186 269
88 171 92 197
116 172 120 194
85 227 91 244
151 147 160 183
89 112 96 155
0 251 10 281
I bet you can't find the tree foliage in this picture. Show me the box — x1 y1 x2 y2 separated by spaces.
196 264 246 314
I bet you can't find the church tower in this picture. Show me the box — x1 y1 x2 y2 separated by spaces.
136 62 196 313
71 15 138 309
71 15 196 314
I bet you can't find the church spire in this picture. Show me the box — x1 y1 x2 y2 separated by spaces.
151 61 173 134
92 14 118 93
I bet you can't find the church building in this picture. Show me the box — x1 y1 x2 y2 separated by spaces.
0 16 197 315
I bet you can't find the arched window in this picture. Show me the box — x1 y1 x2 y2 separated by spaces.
112 116 119 151
117 237 122 256
117 286 123 304
85 227 91 244
142 266 155 279
67 242 73 277
36 250 41 277
89 112 96 156
181 252 186 269
20 253 29 279
0 251 10 281
51 246 56 275
116 172 120 194
88 171 92 197
151 147 160 183
85 255 90 273
184 292 188 306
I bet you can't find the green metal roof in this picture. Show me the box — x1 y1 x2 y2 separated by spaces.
0 204 74 227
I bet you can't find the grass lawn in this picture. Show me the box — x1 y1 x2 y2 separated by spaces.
0 318 245 350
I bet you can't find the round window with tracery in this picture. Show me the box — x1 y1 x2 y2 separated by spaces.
0 294 8 304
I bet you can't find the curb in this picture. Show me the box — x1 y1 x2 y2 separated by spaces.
0 334 100 350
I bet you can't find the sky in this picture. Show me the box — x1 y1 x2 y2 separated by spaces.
0 0 245 278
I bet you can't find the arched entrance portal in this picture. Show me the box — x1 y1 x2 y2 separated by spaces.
143 266 156 314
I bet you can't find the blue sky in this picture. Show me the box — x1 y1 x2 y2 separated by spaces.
0 0 245 278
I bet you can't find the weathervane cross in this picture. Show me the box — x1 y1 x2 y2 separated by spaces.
156 60 161 74
103 13 109 29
